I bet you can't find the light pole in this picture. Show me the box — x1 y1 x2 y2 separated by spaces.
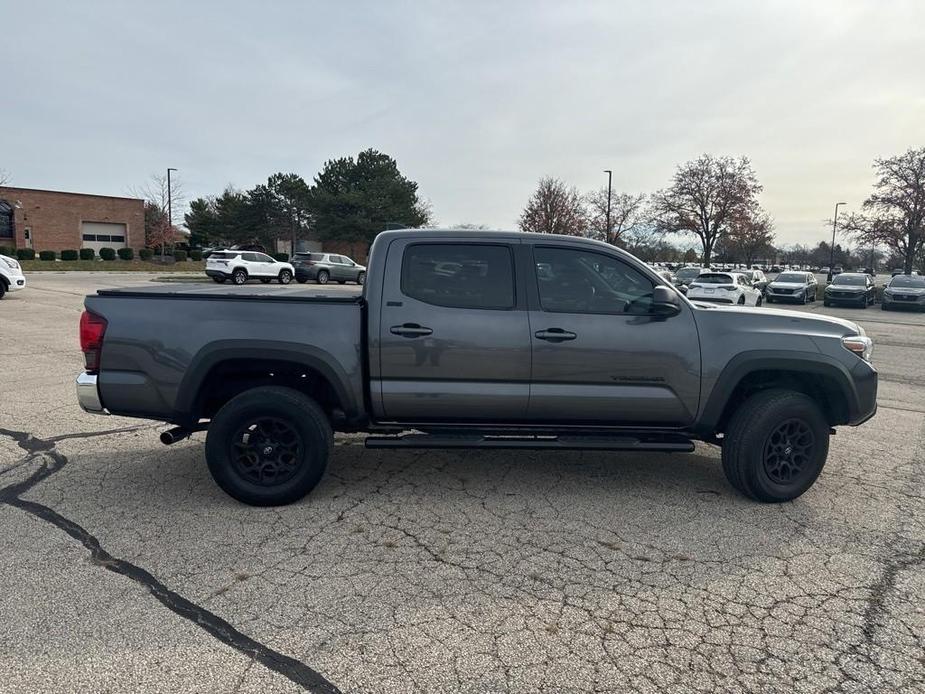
827 202 846 283
603 170 612 244
166 168 178 228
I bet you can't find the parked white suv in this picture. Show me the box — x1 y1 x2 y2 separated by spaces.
205 251 295 285
0 253 26 299
687 271 763 306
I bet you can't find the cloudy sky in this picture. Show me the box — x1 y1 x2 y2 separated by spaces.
3 0 924 245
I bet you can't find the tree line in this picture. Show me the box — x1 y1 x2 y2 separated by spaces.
519 147 925 272
177 149 431 255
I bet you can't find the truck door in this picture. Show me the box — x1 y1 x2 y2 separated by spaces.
376 239 531 421
526 244 701 426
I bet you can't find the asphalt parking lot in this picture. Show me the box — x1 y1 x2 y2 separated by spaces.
1 272 923 693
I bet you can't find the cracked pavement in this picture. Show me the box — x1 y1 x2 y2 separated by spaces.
1 272 922 693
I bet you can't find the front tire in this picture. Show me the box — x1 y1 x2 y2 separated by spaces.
205 386 333 506
278 269 293 284
316 270 330 285
357 271 366 286
0 281 6 299
721 389 830 502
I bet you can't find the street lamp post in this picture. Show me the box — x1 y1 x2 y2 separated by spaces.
166 168 178 228
603 170 612 244
827 201 847 283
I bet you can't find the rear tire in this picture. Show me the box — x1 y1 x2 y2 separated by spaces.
721 389 830 502
205 386 333 506
737 295 746 305
232 269 248 285
0 281 6 299
357 271 366 285
316 270 329 285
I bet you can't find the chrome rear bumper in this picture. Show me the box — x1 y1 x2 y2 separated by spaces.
76 372 108 414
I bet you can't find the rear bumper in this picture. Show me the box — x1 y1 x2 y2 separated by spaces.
293 267 320 280
205 269 232 279
689 296 734 304
76 372 108 414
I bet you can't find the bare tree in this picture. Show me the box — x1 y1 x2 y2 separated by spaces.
128 172 186 224
584 188 646 246
0 169 10 186
840 146 925 275
519 177 586 235
724 208 775 267
650 154 762 266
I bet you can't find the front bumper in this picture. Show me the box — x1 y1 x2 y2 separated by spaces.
825 292 866 304
882 293 925 309
2 272 26 291
76 372 108 414
849 359 878 425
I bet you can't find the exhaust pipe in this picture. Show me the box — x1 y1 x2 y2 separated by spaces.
160 427 191 445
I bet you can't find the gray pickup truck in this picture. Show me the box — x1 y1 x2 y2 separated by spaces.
76 230 877 506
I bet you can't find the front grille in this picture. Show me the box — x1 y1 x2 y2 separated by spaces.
772 288 794 294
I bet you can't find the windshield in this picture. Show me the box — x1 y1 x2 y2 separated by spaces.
832 274 867 286
890 275 925 288
693 273 733 285
676 268 702 281
775 272 807 283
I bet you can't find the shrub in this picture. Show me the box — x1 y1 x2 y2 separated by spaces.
39 250 57 261
99 247 116 261
16 248 35 260
60 249 79 261
139 248 154 261
189 249 203 261
79 248 95 260
173 249 187 262
0 245 13 257
117 248 134 260
273 252 289 262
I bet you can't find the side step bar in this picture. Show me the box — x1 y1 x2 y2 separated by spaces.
365 433 694 452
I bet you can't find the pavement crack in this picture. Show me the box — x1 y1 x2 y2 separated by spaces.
0 430 342 694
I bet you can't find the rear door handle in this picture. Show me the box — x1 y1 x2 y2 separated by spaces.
535 328 577 342
390 323 433 337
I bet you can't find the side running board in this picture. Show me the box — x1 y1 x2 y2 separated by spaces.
364 433 694 452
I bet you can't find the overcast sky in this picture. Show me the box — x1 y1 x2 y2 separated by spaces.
3 0 924 246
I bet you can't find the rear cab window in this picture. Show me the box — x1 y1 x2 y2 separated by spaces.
401 243 515 310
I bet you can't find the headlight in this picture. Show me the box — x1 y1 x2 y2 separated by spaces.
842 335 873 361
2 257 20 270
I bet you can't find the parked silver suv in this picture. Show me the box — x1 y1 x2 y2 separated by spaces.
292 252 367 285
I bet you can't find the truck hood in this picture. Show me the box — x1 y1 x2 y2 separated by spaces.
691 302 862 336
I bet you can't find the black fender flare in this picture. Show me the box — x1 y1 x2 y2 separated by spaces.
175 340 359 425
695 350 858 434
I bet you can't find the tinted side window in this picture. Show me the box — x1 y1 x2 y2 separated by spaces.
401 244 515 310
534 247 655 315
242 253 259 262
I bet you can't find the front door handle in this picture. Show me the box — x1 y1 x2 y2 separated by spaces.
390 323 433 338
535 328 577 342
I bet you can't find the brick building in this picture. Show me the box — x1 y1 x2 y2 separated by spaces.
0 187 145 253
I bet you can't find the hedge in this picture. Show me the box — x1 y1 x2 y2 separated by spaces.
16 248 35 260
61 249 79 261
79 248 95 260
39 250 57 261
99 247 116 260
189 249 203 261
0 246 14 257
173 249 187 262
273 252 289 262
139 248 153 261
117 248 134 260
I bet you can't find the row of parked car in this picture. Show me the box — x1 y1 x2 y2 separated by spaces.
654 266 925 311
204 250 367 286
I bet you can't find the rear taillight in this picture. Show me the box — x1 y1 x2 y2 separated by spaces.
718 285 736 290
79 310 107 373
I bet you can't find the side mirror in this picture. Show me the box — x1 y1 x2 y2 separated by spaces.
651 285 682 317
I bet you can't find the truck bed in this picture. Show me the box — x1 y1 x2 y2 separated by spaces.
86 285 366 425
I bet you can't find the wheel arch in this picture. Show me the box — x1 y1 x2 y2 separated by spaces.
696 351 857 435
175 341 360 426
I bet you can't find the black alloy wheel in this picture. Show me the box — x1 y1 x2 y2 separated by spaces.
762 419 815 486
230 417 303 487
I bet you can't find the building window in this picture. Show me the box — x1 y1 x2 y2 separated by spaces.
0 200 13 239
